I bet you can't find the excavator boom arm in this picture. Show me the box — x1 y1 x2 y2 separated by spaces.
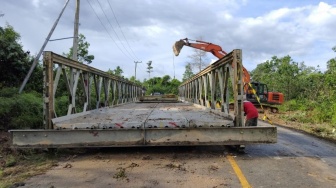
173 38 250 84
173 38 227 58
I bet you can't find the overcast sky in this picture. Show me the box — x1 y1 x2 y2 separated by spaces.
1 0 335 82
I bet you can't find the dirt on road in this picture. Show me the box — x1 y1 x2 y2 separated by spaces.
22 146 241 188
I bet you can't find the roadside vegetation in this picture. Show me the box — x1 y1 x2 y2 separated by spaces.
252 54 336 142
0 24 336 187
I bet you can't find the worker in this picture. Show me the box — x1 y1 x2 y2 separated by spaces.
243 96 259 126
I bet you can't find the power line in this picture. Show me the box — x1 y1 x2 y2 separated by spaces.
86 0 133 61
106 0 139 60
95 0 136 60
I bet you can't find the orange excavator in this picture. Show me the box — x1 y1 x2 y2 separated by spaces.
173 38 284 113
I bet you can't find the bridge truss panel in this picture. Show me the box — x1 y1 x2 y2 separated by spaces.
178 49 244 127
42 51 143 129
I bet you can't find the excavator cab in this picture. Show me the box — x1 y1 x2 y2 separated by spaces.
246 82 284 105
246 82 268 103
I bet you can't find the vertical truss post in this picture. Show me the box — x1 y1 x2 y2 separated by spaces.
43 52 54 129
233 49 244 127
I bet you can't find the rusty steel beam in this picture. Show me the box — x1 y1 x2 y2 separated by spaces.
10 126 277 148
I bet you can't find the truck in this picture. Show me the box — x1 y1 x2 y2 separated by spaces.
9 50 276 149
173 38 284 113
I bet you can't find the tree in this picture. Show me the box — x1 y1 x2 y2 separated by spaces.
129 76 142 85
143 75 181 95
63 34 94 64
107 66 123 77
326 46 336 74
323 46 336 99
251 55 317 101
182 63 194 82
113 66 123 77
188 48 208 72
161 75 171 86
0 24 42 91
187 37 209 72
168 78 181 94
147 61 153 79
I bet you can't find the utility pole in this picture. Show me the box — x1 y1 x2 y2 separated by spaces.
134 61 142 81
173 54 175 79
72 0 80 61
68 0 80 115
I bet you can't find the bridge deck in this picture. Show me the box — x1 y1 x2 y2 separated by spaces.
53 102 234 130
10 102 277 148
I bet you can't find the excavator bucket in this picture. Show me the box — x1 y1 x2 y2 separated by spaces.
173 40 186 56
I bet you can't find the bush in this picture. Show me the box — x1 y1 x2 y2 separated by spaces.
0 87 43 130
55 95 69 117
282 99 310 111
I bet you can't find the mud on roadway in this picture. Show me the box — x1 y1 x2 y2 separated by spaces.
22 146 244 188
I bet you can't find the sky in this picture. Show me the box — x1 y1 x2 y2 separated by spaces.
1 0 336 82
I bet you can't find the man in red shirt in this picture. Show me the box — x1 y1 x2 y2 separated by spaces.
243 99 259 126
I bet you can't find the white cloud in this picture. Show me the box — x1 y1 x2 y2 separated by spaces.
1 0 336 81
308 2 336 24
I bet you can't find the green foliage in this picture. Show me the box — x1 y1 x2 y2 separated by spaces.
182 63 194 82
5 155 17 167
310 99 336 124
129 76 142 85
281 99 308 111
280 97 336 124
0 87 43 130
107 66 123 77
251 48 336 125
144 76 181 95
55 95 69 117
63 34 94 64
332 103 336 125
113 167 127 180
146 61 153 76
0 24 42 91
251 55 315 101
169 78 181 95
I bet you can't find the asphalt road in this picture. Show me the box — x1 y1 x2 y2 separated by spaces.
22 122 336 188
236 123 336 188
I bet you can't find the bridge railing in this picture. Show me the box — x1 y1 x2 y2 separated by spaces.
43 51 143 129
178 49 244 127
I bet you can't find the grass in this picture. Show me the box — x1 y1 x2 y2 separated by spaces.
0 144 58 188
113 167 128 181
266 111 336 143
